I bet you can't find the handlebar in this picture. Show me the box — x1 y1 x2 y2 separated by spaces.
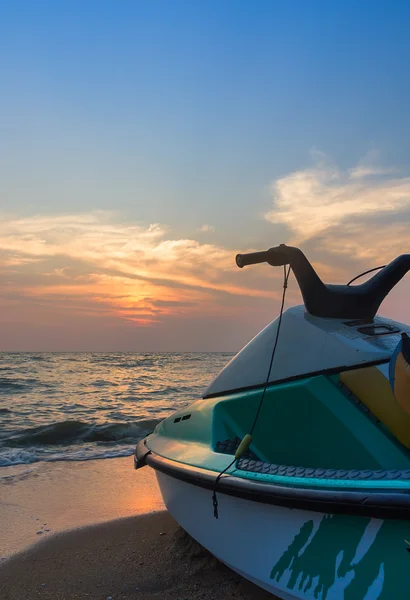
236 250 269 268
235 243 410 320
236 244 290 268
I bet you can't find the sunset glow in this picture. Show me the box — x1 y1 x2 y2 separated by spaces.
1 1 410 350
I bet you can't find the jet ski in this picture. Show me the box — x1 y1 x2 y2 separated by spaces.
135 244 410 600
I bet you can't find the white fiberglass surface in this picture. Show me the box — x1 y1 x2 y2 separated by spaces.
205 306 410 397
155 472 389 600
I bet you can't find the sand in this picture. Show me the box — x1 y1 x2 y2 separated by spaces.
0 458 274 599
0 456 164 557
0 512 273 600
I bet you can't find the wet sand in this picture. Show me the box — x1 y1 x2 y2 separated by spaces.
0 456 164 557
0 458 273 599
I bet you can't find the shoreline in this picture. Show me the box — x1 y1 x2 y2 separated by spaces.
0 457 273 599
0 456 164 558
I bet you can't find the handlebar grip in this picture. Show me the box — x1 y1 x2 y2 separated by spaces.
236 245 292 268
236 251 269 268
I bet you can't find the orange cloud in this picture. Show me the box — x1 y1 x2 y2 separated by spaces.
5 156 409 350
0 212 282 339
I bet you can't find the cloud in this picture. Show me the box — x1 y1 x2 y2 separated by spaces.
6 155 410 350
198 224 215 233
0 212 281 343
349 166 397 179
265 155 410 266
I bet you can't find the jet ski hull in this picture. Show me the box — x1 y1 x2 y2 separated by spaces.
154 468 409 600
132 293 410 598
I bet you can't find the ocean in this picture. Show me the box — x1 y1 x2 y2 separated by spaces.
0 352 234 468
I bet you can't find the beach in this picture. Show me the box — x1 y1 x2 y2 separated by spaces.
0 457 272 599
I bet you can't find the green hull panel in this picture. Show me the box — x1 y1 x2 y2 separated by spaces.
148 374 410 487
272 514 410 600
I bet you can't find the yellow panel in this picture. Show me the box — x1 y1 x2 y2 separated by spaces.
340 366 410 449
395 352 410 417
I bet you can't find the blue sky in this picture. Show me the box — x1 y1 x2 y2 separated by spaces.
1 1 410 350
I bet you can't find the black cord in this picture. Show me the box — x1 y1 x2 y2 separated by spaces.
250 264 291 435
212 457 236 519
212 264 291 519
347 265 386 286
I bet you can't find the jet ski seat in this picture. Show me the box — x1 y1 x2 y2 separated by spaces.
341 336 410 449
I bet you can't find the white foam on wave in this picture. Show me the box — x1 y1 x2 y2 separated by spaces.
0 444 135 468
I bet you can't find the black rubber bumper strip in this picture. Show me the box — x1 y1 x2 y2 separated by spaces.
134 439 151 469
134 440 410 520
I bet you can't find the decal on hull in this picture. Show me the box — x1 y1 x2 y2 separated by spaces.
271 515 410 599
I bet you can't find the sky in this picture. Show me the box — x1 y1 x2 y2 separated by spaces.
1 0 410 351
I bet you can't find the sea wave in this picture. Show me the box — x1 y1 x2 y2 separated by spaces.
0 378 32 392
5 418 161 446
0 417 162 467
0 376 53 393
0 351 233 468
89 356 159 368
0 445 137 467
